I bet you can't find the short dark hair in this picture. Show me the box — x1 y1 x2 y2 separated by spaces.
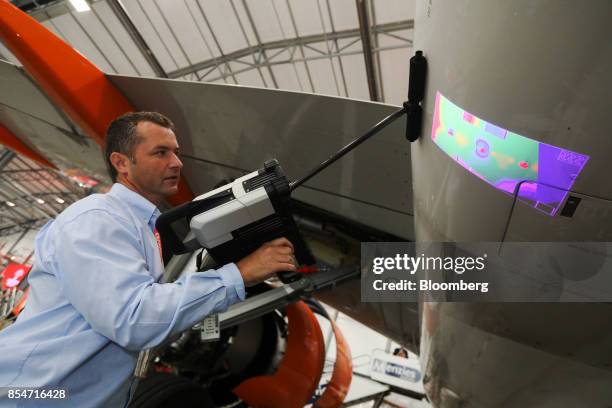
104 112 175 182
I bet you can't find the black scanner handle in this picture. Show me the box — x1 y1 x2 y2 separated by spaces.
404 50 427 142
156 190 234 255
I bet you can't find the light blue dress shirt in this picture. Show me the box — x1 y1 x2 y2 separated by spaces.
0 183 245 407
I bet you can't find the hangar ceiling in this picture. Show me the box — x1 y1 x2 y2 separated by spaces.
2 0 414 104
0 148 88 238
0 0 413 244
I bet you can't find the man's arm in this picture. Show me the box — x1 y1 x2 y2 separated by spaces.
50 209 294 351
236 237 296 286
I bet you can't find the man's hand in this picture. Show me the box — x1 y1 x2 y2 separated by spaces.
236 237 297 286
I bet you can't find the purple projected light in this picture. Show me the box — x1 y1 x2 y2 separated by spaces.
432 92 590 215
526 144 589 214
484 122 507 140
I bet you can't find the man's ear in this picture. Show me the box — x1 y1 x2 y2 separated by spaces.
109 152 130 179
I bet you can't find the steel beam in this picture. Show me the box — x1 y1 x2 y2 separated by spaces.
240 0 279 88
192 0 238 83
355 0 379 101
168 20 413 79
106 0 168 77
0 149 16 171
204 43 410 83
65 4 117 72
90 2 141 75
325 0 349 97
0 219 46 237
5 226 29 253
368 0 385 101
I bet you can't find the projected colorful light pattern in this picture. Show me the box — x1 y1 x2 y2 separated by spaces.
431 92 589 216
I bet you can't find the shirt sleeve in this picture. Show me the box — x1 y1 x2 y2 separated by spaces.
50 209 246 351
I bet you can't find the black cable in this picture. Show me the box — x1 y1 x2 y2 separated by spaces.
289 106 407 191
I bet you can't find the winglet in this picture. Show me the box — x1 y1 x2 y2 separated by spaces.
0 1 192 204
0 0 129 145
0 124 57 169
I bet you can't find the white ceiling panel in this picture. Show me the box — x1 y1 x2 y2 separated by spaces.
304 41 329 57
228 60 252 74
198 0 250 54
235 52 271 85
378 32 413 106
377 29 413 48
288 0 324 37
196 67 216 81
335 37 368 100
270 0 297 37
51 12 114 72
228 61 265 88
259 64 275 88
233 68 266 89
267 47 293 64
328 0 359 31
0 43 20 66
232 0 261 45
71 6 137 75
41 19 65 41
303 41 333 58
183 0 223 60
122 0 181 72
225 72 238 85
338 37 363 54
137 0 190 68
178 74 191 81
304 58 340 97
155 0 213 64
270 63 303 92
373 0 415 24
93 1 155 76
340 53 369 101
313 0 333 33
235 56 270 87
198 67 234 84
330 55 348 97
244 0 284 43
209 76 229 84
294 61 314 92
306 39 345 97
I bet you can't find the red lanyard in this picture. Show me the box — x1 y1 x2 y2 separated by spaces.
153 228 163 262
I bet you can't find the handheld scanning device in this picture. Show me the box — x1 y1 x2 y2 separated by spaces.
156 51 427 269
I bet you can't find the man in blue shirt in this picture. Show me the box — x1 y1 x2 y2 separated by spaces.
0 112 296 407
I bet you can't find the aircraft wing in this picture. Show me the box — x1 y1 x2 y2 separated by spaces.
113 74 414 239
0 60 108 179
1 57 414 239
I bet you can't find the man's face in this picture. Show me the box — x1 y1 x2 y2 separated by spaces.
125 121 183 202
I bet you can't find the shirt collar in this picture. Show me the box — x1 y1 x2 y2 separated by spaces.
109 183 161 230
